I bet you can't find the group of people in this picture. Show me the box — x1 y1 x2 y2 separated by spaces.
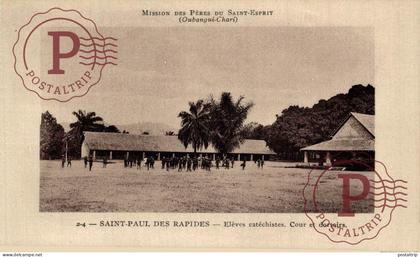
121 155 252 172
69 154 265 172
123 156 212 172
214 157 235 169
255 158 265 169
124 156 155 170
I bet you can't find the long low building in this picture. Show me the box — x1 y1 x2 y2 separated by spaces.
301 112 374 167
81 131 275 161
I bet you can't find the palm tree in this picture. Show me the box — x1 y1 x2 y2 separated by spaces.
178 100 211 155
69 110 104 137
209 92 254 155
66 110 105 158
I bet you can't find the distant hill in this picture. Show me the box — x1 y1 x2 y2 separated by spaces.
61 121 177 135
117 122 178 135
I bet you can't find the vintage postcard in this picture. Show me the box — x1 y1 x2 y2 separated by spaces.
0 0 419 252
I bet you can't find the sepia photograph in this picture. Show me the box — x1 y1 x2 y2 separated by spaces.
2 0 420 253
39 27 375 213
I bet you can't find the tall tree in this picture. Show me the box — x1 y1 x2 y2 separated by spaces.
67 110 104 157
178 100 211 155
40 111 65 160
69 110 104 136
209 92 254 155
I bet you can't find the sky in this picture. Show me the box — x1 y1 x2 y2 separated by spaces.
42 26 374 129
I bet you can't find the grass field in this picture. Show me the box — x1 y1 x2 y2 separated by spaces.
40 160 373 212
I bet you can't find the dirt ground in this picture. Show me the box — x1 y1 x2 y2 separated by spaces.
39 160 373 212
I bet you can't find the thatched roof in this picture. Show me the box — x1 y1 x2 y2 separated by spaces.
83 132 275 155
302 112 375 152
351 112 374 136
331 112 375 138
301 139 374 151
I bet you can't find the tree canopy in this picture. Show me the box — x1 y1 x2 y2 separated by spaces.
240 122 269 140
208 92 254 154
40 111 65 160
178 100 211 154
265 84 375 154
177 92 253 155
69 110 104 136
40 110 121 159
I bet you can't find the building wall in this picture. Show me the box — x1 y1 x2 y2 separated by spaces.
333 116 373 140
81 142 90 158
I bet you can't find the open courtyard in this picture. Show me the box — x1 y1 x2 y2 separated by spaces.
40 160 373 213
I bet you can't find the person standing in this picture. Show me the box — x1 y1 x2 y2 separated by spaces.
178 157 183 172
240 159 246 170
166 157 170 171
88 155 93 171
261 159 264 169
180 156 187 170
67 156 72 167
231 158 234 168
150 156 155 169
187 157 192 172
193 157 198 171
61 155 65 168
224 158 230 170
145 157 150 171
103 156 108 168
215 157 220 169
207 157 212 171
83 156 88 168
161 157 166 169
198 156 202 170
137 158 142 170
